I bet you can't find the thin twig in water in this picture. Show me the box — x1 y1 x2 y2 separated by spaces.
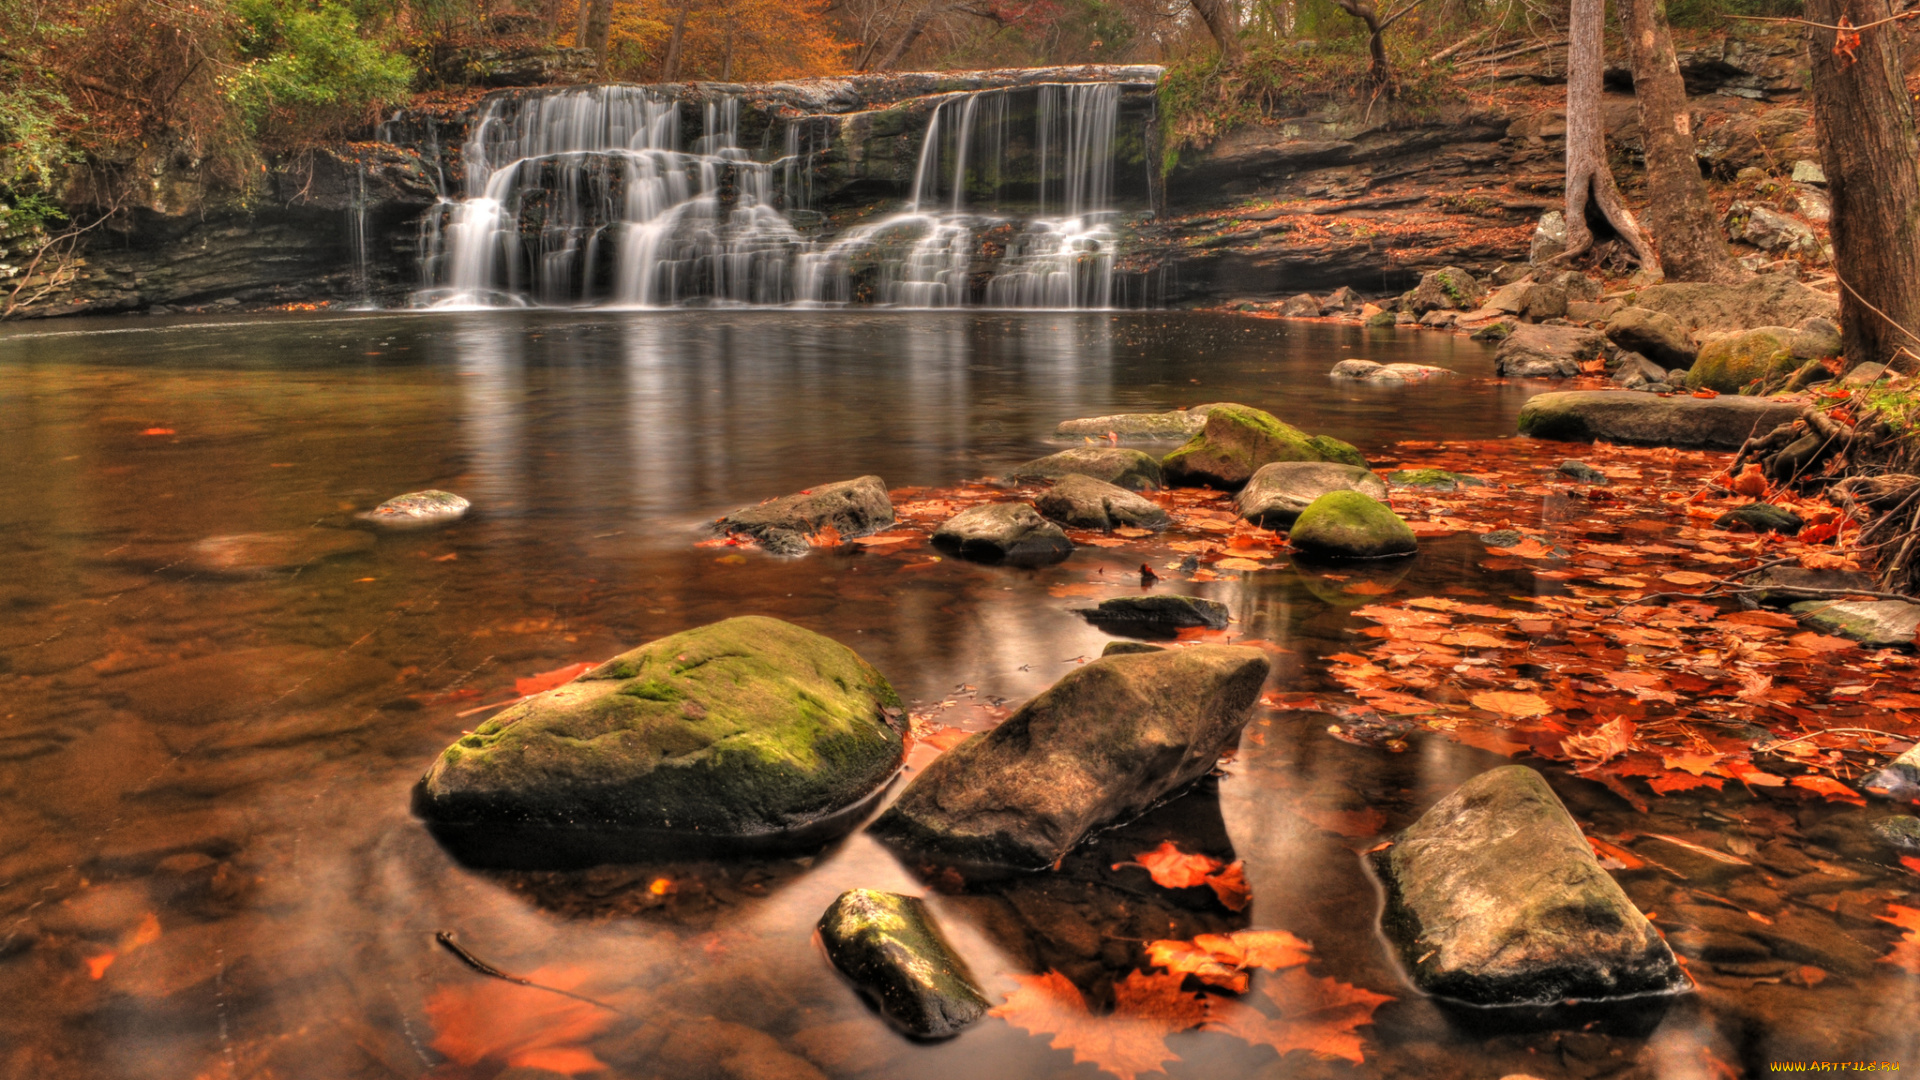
435 932 633 1016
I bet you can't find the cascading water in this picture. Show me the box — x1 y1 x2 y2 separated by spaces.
409 79 1137 310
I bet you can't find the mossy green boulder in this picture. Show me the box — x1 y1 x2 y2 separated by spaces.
817 890 989 1038
414 616 905 845
1161 404 1367 489
1686 328 1798 393
1289 490 1417 559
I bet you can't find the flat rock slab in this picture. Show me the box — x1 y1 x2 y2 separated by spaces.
1631 274 1837 335
1034 474 1170 531
413 616 905 864
1517 391 1804 450
1374 765 1686 1006
932 503 1073 567
1329 360 1453 382
1237 461 1387 528
870 645 1270 868
359 489 469 528
817 890 988 1038
1789 599 1920 648
1012 447 1163 491
1494 324 1606 378
1054 404 1224 442
1077 594 1229 634
714 476 894 554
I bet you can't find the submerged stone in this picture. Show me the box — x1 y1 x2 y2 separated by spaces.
1034 473 1170 531
1078 594 1230 633
817 890 989 1039
1237 461 1388 528
1161 404 1362 489
932 503 1074 566
1373 765 1686 1006
360 489 470 528
186 530 375 576
1788 599 1920 647
1717 502 1803 535
870 645 1270 868
1862 743 1920 802
1289 491 1417 559
413 616 905 863
1871 817 1920 853
714 476 894 553
1011 447 1163 491
1556 460 1609 485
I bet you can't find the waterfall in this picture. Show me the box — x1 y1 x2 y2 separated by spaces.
410 80 1134 310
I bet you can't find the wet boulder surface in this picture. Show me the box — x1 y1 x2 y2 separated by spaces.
1373 765 1687 1006
713 476 895 554
1011 447 1163 491
1076 594 1229 636
816 889 989 1038
1161 404 1365 489
358 489 470 528
1033 473 1170 531
1517 390 1804 450
413 616 906 865
1236 461 1388 528
932 503 1074 566
1288 490 1417 559
869 645 1270 868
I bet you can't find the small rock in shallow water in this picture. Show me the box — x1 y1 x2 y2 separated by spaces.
932 504 1073 567
1077 595 1229 633
714 476 894 552
870 645 1270 868
1289 491 1416 559
1012 447 1163 491
1478 529 1523 546
359 489 469 528
1716 502 1802 535
1237 461 1388 528
1034 474 1169 531
1788 599 1920 647
1053 406 1223 443
1373 765 1686 1005
1870 816 1920 852
1386 468 1482 492
1162 404 1364 489
1101 641 1166 656
1861 743 1920 801
1556 460 1609 485
816 890 989 1038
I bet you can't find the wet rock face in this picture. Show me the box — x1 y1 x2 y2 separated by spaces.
359 489 470 528
1237 461 1387 528
1013 447 1164 490
1053 406 1221 443
1719 502 1803 535
870 645 1270 868
1605 307 1696 368
1373 765 1686 1006
931 503 1074 566
1034 474 1170 532
1077 594 1230 634
1516 390 1804 450
714 476 894 553
816 890 989 1038
414 616 905 848
1288 491 1416 559
1161 404 1362 490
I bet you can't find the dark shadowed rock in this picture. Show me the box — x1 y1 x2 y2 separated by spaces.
932 504 1073 566
1746 565 1879 605
869 645 1270 868
1162 404 1364 490
1012 447 1164 491
1289 491 1416 559
1872 817 1920 853
1034 474 1170 531
1605 307 1695 367
1517 391 1803 450
1788 599 1920 647
1373 765 1686 1005
1077 595 1230 633
359 489 470 529
1053 405 1223 443
1494 324 1607 378
1237 461 1388 528
817 890 989 1038
1612 352 1671 389
1717 502 1802 535
1279 292 1323 317
413 617 904 863
1557 460 1609 485
714 476 894 554
1861 743 1920 802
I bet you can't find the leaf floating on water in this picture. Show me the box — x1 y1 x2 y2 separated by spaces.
1470 691 1551 719
1205 968 1393 1065
1205 860 1251 911
1115 841 1220 890
1147 929 1313 992
1790 774 1864 804
426 964 614 1075
991 969 1208 1080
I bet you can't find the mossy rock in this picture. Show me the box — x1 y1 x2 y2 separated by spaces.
1162 404 1362 490
1387 468 1484 492
1289 490 1417 559
1686 328 1798 393
414 616 905 855
817 890 989 1038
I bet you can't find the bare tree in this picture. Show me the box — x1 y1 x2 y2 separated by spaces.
1189 0 1244 65
659 1 691 79
1806 0 1920 369
1555 0 1658 270
578 0 614 61
1328 0 1428 95
1622 0 1741 281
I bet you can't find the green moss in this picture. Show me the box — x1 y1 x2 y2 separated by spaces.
1686 329 1797 393
1289 490 1417 558
1387 468 1482 491
1308 434 1368 468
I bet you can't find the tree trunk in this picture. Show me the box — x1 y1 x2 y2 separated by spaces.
1623 0 1741 282
872 5 938 71
659 3 690 80
1807 0 1920 369
720 22 734 80
1557 0 1659 270
582 0 614 61
1190 0 1245 66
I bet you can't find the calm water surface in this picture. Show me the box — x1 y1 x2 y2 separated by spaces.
0 311 1911 1079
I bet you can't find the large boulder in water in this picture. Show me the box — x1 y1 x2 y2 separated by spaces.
932 503 1074 566
713 477 894 554
1161 404 1364 490
1237 461 1388 528
1011 447 1163 491
1373 765 1686 1005
817 890 989 1038
1517 390 1803 450
869 645 1270 868
413 616 905 863
1288 491 1416 559
1034 474 1170 531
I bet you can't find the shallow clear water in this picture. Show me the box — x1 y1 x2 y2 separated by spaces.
0 311 1912 1080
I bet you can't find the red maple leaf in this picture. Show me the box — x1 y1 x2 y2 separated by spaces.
1206 968 1393 1064
991 969 1209 1080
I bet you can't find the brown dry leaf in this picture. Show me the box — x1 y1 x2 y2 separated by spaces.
425 966 614 1075
1114 841 1223 890
1660 571 1719 586
1487 536 1556 559
1145 930 1312 994
1440 630 1508 648
1214 557 1271 572
1206 968 1393 1065
1563 717 1635 764
850 533 915 546
1205 860 1251 912
1877 905 1920 974
1146 940 1249 993
1660 751 1726 777
1113 527 1153 538
1470 691 1552 719
992 969 1209 1080
806 524 844 547
1789 632 1857 654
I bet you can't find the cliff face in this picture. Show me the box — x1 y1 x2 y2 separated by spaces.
2 35 1823 318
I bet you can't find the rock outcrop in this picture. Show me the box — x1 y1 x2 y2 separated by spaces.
1034 474 1170 531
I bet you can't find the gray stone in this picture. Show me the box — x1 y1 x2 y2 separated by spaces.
1034 474 1169 532
1054 405 1223 443
1517 391 1805 450
1788 599 1920 647
1862 743 1920 802
1237 461 1388 528
1078 594 1230 631
1162 404 1364 490
715 476 894 553
1530 211 1568 265
1791 159 1826 185
1840 362 1889 388
1871 817 1920 853
1517 283 1569 322
1631 274 1837 335
1793 185 1831 223
932 503 1073 566
1605 307 1696 367
1330 360 1451 382
869 645 1270 868
413 617 905 855
1330 359 1384 379
1289 491 1416 559
1279 292 1323 317
1557 460 1609 485
1717 502 1803 535
359 489 470 528
1541 270 1603 302
1419 309 1458 328
1388 469 1483 492
1322 286 1362 311
1373 765 1686 1006
1725 201 1821 257
817 890 988 1038
1495 324 1607 378
1567 299 1625 323
1612 353 1671 389
1410 266 1484 314
1484 280 1532 315
1013 447 1164 491
1746 565 1879 605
